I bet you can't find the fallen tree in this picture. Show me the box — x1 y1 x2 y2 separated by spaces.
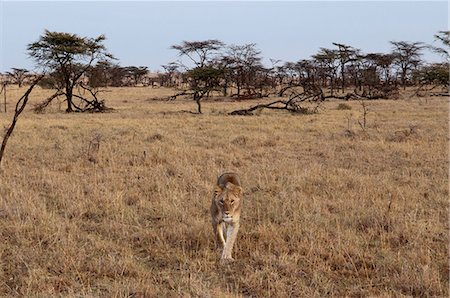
229 82 324 115
33 81 111 113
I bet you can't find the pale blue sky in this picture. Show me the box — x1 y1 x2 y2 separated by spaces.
0 1 448 72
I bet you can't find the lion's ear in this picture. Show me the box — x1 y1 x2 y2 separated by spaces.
233 186 243 197
214 186 223 196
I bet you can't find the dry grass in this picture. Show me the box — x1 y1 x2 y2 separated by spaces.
0 85 448 297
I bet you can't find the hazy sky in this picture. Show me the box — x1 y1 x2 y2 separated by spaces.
0 1 448 72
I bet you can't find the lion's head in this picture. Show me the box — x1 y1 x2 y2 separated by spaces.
214 182 243 223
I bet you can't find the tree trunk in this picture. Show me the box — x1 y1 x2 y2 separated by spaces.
2 83 6 113
65 83 73 112
402 66 407 90
66 92 73 112
223 80 228 96
194 92 202 114
330 76 334 96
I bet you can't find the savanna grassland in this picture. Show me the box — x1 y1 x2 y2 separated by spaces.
0 86 448 297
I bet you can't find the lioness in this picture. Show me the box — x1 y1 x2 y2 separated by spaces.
210 172 243 261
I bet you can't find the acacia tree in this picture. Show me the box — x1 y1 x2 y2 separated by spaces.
365 53 395 83
27 30 114 112
390 41 424 89
86 60 115 88
170 39 224 113
171 40 224 68
413 31 449 95
160 63 181 87
429 31 450 61
333 43 358 92
124 66 148 86
225 43 264 98
413 63 449 95
313 48 339 95
186 65 224 113
6 68 29 88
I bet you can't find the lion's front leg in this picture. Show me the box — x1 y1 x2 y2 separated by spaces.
212 220 226 248
221 222 240 261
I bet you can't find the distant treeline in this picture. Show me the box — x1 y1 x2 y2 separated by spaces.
0 30 448 113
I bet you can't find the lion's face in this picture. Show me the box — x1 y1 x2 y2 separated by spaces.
214 182 243 223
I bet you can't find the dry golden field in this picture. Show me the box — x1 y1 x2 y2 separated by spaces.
0 86 448 297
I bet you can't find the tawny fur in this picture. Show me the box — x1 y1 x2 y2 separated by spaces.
210 172 243 261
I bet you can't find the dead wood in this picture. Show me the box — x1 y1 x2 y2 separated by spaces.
230 81 324 115
33 91 64 113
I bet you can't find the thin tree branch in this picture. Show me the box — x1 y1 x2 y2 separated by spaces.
0 75 44 167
